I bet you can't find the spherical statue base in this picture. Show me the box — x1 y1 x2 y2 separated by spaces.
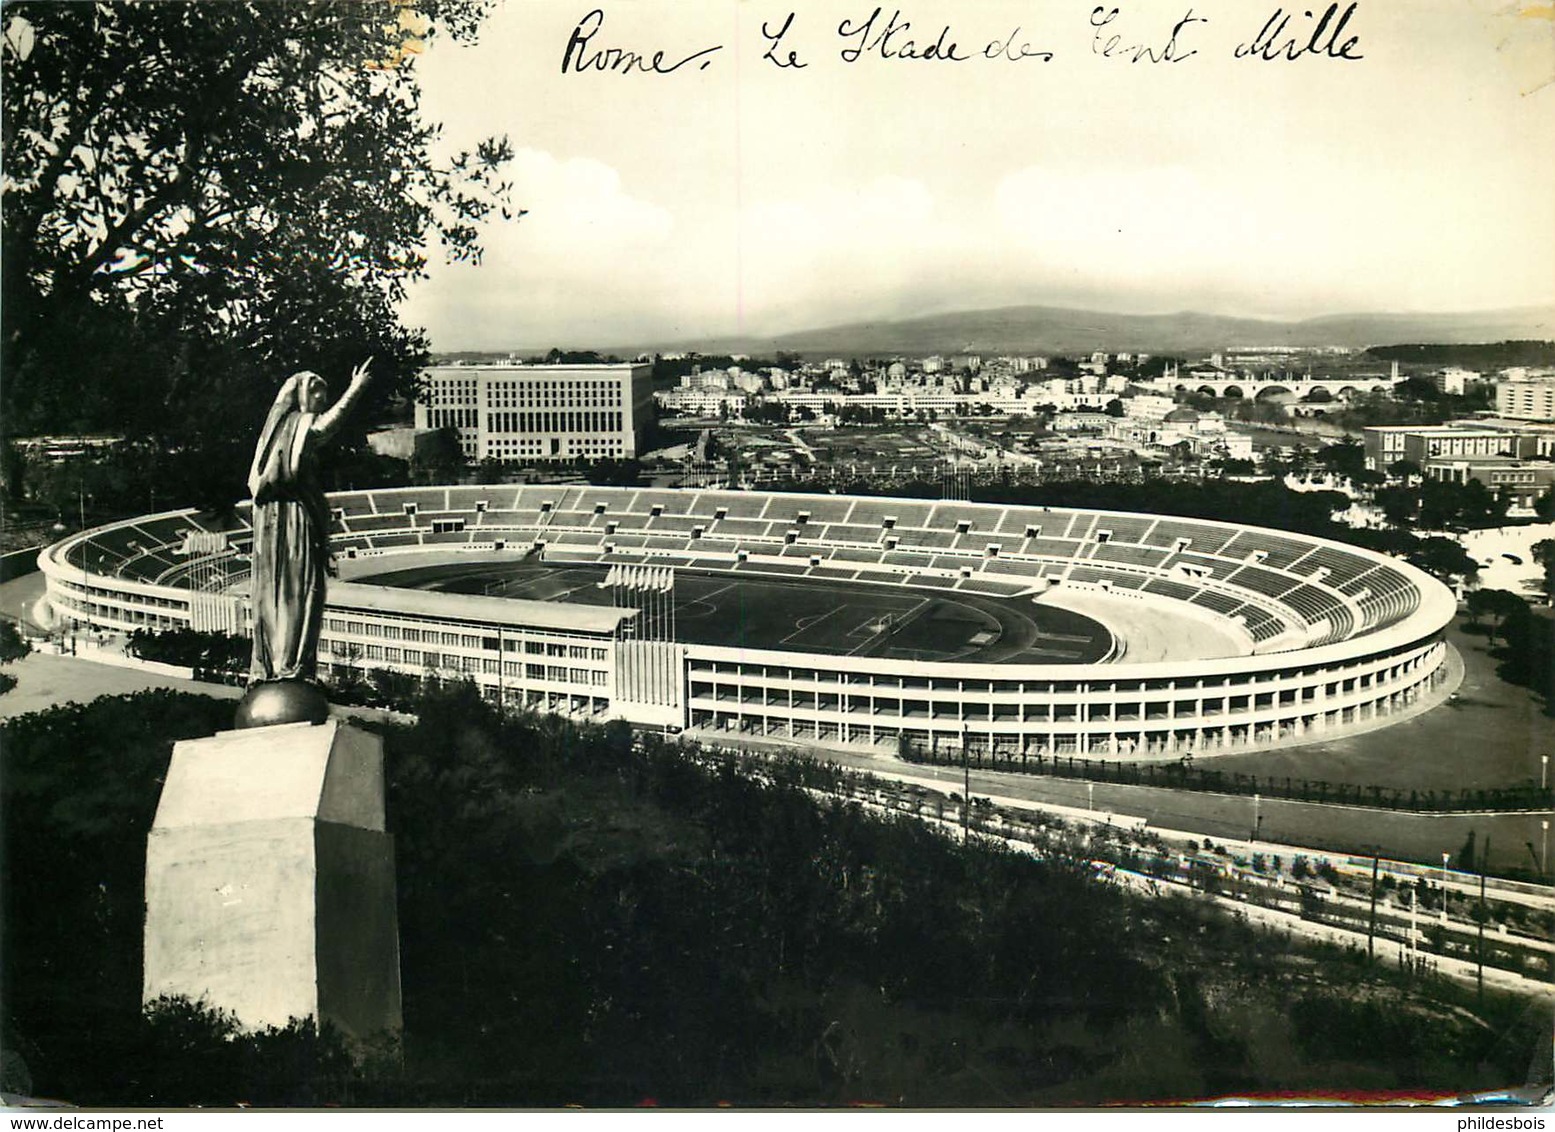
235 679 331 730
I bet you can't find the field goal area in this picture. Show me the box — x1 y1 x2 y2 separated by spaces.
785 599 929 655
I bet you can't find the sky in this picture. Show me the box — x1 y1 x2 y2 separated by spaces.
401 0 1555 351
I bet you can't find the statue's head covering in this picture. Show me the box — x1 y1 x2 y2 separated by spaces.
248 371 327 501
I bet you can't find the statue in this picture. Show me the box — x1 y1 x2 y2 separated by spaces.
235 360 374 729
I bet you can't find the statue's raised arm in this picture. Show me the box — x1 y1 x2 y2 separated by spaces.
312 358 375 443
238 360 375 729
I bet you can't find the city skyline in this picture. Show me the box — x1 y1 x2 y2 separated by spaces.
402 0 1555 351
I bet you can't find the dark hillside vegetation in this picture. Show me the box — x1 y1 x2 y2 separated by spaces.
1364 342 1555 368
2 687 1548 1106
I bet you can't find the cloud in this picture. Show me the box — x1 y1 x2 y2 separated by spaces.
731 176 943 330
994 165 1273 279
990 161 1555 317
503 148 675 251
402 149 679 347
406 146 1555 350
742 176 935 249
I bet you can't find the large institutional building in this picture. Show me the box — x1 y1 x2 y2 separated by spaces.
41 486 1456 762
1361 420 1555 509
1496 377 1555 423
415 363 654 463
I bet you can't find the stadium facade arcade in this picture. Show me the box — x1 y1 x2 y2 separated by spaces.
40 486 1457 761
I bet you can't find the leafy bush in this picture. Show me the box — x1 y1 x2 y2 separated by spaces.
125 627 247 678
3 686 1546 1106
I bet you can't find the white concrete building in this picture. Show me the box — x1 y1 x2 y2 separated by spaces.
1497 377 1555 422
417 363 654 463
43 487 1456 760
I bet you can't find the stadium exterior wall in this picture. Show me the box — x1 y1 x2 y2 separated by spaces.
37 489 1458 762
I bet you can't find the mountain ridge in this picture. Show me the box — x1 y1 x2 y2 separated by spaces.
598 302 1555 359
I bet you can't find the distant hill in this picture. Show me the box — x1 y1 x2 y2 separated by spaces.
622 303 1555 359
1363 341 1555 368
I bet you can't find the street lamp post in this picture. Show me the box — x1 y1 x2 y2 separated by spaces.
1440 852 1450 924
961 725 970 843
1543 820 1549 878
1407 887 1418 969
1252 793 1261 849
1542 755 1549 792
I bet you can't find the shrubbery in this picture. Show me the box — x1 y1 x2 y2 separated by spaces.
2 685 1546 1106
0 619 28 695
125 627 247 682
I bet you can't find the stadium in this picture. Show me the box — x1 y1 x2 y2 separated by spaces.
38 485 1458 762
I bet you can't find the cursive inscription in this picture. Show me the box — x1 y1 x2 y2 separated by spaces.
837 8 970 63
1234 2 1364 61
760 11 808 68
553 4 1379 75
983 27 1053 62
562 9 723 74
1090 6 1206 63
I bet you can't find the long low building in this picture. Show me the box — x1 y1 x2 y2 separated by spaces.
39 486 1457 762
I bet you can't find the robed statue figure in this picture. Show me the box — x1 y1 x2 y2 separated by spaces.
235 360 373 728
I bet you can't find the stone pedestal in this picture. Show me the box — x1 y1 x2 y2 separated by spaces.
143 719 402 1046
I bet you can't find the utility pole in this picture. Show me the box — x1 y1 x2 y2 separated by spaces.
1407 887 1418 977
1477 835 1489 1004
962 724 971 843
1367 851 1380 962
1440 852 1450 925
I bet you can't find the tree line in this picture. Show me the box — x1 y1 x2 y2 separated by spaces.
1364 342 1555 368
899 745 1553 816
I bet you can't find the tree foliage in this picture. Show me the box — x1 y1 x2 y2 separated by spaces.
1373 477 1508 532
1532 538 1555 601
1315 438 1365 479
1405 536 1479 584
1365 341 1555 368
3 687 1548 1105
125 626 246 678
0 619 28 666
0 619 26 695
2 0 513 453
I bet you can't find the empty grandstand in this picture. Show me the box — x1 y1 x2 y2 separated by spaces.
39 487 1457 761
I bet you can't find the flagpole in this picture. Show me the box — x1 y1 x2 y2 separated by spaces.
631 566 637 709
668 566 677 710
644 565 653 704
666 566 673 706
631 565 639 704
657 567 665 703
654 565 665 703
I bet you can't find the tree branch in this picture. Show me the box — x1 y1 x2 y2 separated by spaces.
6 56 113 282
56 125 205 300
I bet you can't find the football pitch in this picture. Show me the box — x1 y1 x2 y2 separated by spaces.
356 561 1113 665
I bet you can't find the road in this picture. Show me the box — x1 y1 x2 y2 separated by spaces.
800 770 1553 999
694 728 1555 878
5 568 1550 871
